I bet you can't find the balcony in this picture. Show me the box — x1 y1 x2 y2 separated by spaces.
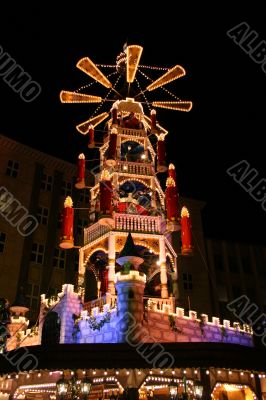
114 213 162 234
84 222 111 245
103 127 146 144
117 161 154 176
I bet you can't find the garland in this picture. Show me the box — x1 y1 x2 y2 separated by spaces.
72 310 111 339
168 314 183 333
88 311 111 331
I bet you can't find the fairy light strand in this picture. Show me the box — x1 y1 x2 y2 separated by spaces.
138 69 181 101
90 73 120 118
139 65 169 71
75 72 117 93
135 77 151 112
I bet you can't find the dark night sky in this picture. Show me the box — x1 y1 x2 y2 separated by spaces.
0 6 265 244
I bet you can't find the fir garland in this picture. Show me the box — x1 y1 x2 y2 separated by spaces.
87 311 111 331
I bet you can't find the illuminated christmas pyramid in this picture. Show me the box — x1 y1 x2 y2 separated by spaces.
6 45 253 349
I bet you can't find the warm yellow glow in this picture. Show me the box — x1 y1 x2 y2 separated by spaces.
126 45 143 83
151 109 156 115
60 91 102 103
157 134 165 141
76 57 112 88
169 163 175 170
78 153 85 159
111 127 118 135
64 196 73 208
181 206 190 218
152 101 193 112
76 112 109 134
166 177 176 187
101 169 111 181
146 65 186 91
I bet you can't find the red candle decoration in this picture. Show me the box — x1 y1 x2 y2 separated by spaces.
168 163 177 180
75 153 85 189
100 170 113 216
181 206 193 255
157 134 167 172
59 196 74 249
112 104 118 126
106 128 117 167
150 109 157 131
165 177 178 221
88 125 95 148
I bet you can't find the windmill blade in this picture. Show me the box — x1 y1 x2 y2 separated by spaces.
76 57 112 89
126 45 143 83
146 65 186 92
76 112 109 135
152 101 193 112
60 91 102 103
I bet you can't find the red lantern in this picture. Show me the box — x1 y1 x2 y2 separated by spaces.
150 109 157 131
165 177 178 221
181 206 193 255
88 125 95 148
59 196 74 249
112 104 118 126
106 128 117 167
75 153 85 189
157 134 167 172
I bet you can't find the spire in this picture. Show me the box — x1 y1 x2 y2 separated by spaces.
116 233 144 268
118 232 141 258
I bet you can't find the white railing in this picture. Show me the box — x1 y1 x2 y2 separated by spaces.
114 213 161 233
83 294 116 314
103 127 146 144
146 297 175 313
117 161 154 176
84 222 110 245
119 127 146 138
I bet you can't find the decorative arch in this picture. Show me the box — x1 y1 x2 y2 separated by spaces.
84 249 108 301
118 177 151 189
41 311 61 345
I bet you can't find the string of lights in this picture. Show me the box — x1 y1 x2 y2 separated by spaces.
138 69 181 101
90 73 121 119
135 77 151 112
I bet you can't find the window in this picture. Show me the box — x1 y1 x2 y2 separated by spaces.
0 232 6 253
212 240 224 270
227 243 239 273
47 287 59 297
61 181 72 197
228 256 239 273
79 190 90 203
26 283 40 314
77 218 88 235
254 246 266 275
37 206 49 225
183 273 193 290
242 256 252 274
53 248 66 269
213 253 224 271
6 160 19 178
31 243 45 264
41 174 53 191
